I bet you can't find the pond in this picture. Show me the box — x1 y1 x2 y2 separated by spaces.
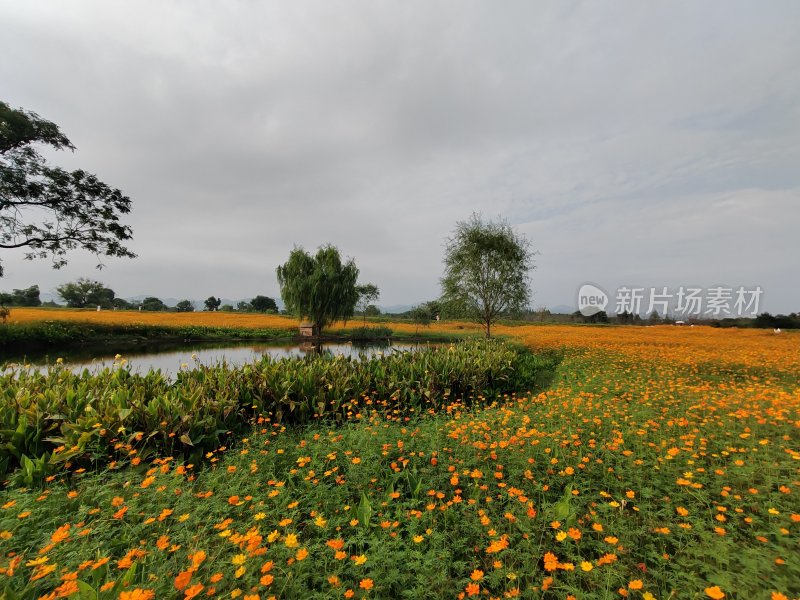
1 341 429 377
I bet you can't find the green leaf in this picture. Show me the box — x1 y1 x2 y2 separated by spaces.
357 491 372 527
76 580 98 600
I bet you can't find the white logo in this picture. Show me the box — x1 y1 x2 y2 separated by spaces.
578 283 608 316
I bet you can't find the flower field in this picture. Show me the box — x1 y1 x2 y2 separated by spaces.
4 309 300 331
1 324 798 599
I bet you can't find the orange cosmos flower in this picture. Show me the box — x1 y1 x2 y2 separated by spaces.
119 590 156 600
174 570 192 591
705 586 725 599
51 524 71 544
189 550 206 569
326 539 345 550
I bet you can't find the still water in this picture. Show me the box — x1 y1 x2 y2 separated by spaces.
2 341 427 377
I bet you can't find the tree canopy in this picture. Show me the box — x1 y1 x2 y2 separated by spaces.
356 283 379 324
140 296 167 311
0 101 135 277
175 299 195 312
409 305 432 333
276 244 360 335
440 214 535 338
56 278 115 308
204 296 221 311
0 284 41 307
250 295 278 312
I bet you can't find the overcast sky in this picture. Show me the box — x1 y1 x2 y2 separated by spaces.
1 1 799 312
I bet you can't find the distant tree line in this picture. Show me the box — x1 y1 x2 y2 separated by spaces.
752 312 800 329
0 278 280 314
0 284 42 307
709 312 800 329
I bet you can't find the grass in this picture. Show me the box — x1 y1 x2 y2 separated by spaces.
0 324 798 599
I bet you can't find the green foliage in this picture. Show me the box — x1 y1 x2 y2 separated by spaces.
441 214 535 338
421 299 442 320
409 305 432 332
0 100 135 277
349 326 393 341
356 283 380 324
0 321 294 353
249 295 278 312
112 297 133 310
174 299 194 312
56 278 115 308
276 244 360 335
0 284 41 306
139 296 167 311
573 309 610 324
1 341 794 598
0 340 547 481
753 312 800 329
204 296 221 311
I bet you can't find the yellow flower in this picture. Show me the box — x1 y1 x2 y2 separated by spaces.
284 533 298 548
580 561 593 572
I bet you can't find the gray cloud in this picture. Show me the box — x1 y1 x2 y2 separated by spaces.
1 1 798 311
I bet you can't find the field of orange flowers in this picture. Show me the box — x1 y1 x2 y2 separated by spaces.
5 308 301 331
1 324 798 599
5 306 491 336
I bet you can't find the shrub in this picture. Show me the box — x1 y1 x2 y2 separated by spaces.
0 340 549 482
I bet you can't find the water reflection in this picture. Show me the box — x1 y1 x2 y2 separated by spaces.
2 341 425 378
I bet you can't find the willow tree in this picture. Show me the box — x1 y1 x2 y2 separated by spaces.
276 244 360 336
440 214 535 338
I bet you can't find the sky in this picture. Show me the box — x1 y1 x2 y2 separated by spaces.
1 1 799 313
